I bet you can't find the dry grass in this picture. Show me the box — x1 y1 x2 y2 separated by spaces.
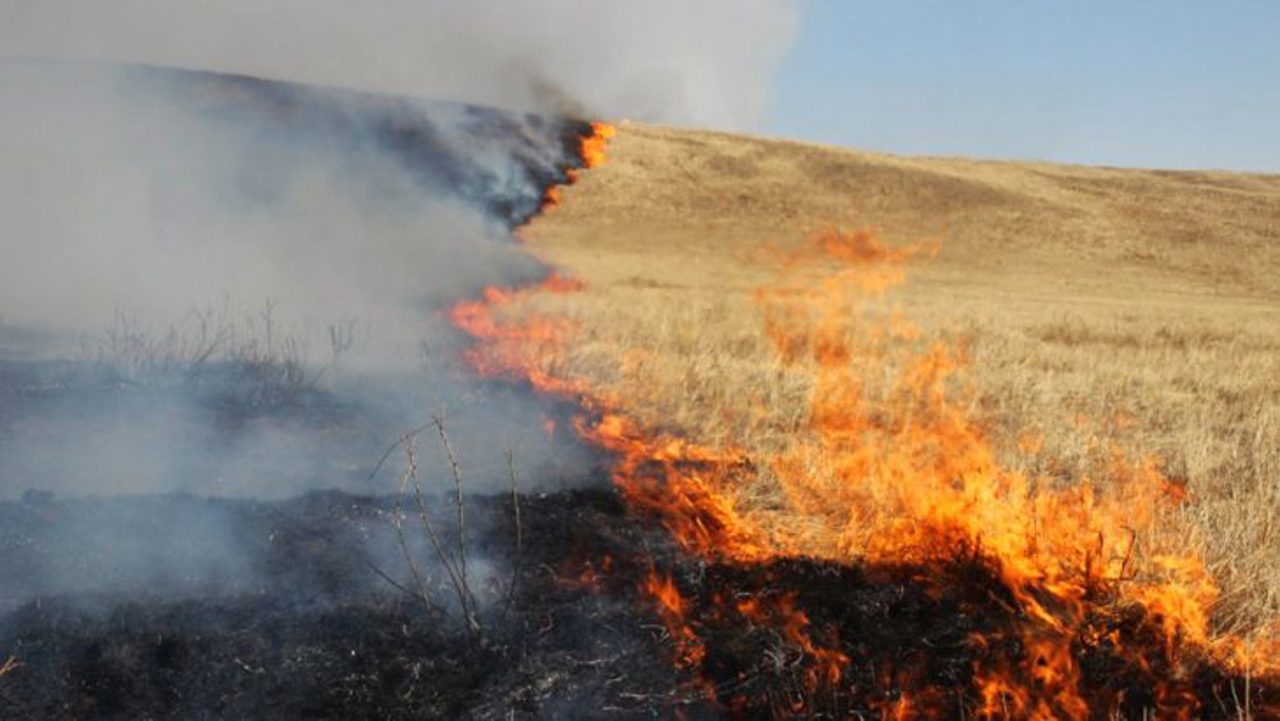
515 123 1280 637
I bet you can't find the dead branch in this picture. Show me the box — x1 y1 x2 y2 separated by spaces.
404 437 479 637
432 415 479 634
0 658 32 721
390 443 438 614
499 449 524 626
365 420 436 486
366 553 435 612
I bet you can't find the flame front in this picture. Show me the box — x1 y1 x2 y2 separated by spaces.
581 121 616 169
448 123 1280 717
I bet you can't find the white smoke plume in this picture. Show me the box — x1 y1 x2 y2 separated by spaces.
0 0 800 130
0 1 798 502
0 0 797 642
0 60 584 500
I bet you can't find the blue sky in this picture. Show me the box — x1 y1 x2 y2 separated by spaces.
767 1 1280 172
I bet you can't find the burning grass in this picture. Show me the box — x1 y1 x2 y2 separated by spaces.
451 123 1280 716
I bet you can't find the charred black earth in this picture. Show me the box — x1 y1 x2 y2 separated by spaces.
0 488 692 720
5 485 1278 720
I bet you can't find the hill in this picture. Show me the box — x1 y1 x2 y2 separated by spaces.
518 122 1280 635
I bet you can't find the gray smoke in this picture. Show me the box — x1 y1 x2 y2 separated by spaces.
0 61 595 608
0 60 590 501
0 0 800 129
0 63 536 351
0 3 798 610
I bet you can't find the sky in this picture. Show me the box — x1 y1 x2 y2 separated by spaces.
1 1 1276 173
768 1 1280 172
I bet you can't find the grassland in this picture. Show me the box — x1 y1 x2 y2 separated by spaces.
516 123 1280 638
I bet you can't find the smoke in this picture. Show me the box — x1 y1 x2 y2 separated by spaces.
0 3 797 618
0 60 598 501
0 0 800 130
0 61 602 620
1 63 530 344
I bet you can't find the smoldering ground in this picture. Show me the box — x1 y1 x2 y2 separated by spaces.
0 59 598 501
0 60 608 623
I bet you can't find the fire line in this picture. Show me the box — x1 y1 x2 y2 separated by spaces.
447 121 1280 719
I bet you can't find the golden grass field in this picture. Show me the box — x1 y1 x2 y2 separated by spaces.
516 123 1280 638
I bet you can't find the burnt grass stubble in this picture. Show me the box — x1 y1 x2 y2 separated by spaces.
3 447 1277 718
0 483 689 719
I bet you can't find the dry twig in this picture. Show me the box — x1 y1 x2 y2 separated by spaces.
500 449 524 626
0 656 20 677
433 415 472 619
391 439 438 614
404 434 480 637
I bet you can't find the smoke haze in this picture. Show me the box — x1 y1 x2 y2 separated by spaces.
0 0 800 130
0 63 546 346
0 1 796 610
0 61 592 500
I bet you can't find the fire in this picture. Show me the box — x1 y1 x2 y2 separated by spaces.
644 570 707 671
577 411 771 560
581 121 616 169
560 554 613 594
736 593 850 689
446 272 587 396
516 122 613 228
541 184 562 210
448 121 1280 716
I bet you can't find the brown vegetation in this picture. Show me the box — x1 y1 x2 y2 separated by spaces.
512 123 1280 640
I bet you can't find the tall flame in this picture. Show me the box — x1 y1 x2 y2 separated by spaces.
448 123 1280 717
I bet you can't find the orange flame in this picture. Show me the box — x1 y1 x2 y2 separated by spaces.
644 570 706 670
518 122 613 230
542 184 562 210
447 272 588 396
581 121 616 169
446 119 1279 714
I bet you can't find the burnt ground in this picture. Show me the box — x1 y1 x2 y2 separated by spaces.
0 369 1276 720
4 487 1278 720
0 488 698 720
4 488 1280 720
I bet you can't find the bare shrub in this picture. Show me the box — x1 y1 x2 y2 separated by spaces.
376 415 525 642
78 299 358 412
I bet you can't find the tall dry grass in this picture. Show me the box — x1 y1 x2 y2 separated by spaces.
509 263 1276 638
511 122 1280 640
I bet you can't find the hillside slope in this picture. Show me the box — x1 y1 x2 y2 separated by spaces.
536 123 1280 300
518 123 1280 634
